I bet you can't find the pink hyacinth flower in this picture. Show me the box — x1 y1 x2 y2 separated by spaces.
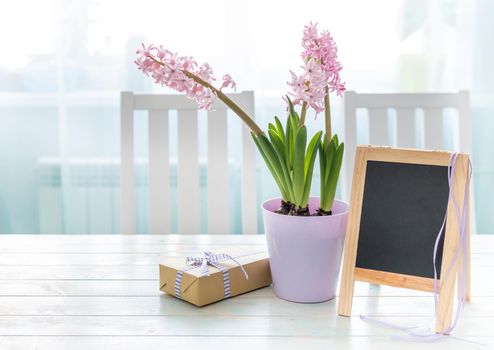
221 74 237 92
287 22 346 112
135 44 236 111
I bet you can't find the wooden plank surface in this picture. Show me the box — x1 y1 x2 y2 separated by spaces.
0 235 492 349
0 314 492 336
1 295 493 316
0 336 491 350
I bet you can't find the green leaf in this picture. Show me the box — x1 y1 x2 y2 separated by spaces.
251 133 289 200
293 110 300 125
324 137 337 184
285 116 293 170
268 130 286 163
301 131 322 207
286 96 300 125
332 134 339 147
319 142 327 206
268 123 277 135
321 142 344 211
292 126 307 206
274 116 285 143
289 114 298 152
269 129 294 201
286 95 296 118
305 131 322 177
257 133 286 186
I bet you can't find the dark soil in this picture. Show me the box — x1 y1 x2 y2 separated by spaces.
273 201 333 216
314 207 333 216
275 200 294 215
288 205 310 216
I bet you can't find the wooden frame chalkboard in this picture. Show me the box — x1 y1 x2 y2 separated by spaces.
337 146 470 333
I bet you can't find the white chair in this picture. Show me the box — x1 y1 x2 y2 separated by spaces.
343 91 476 237
120 91 257 235
343 90 470 202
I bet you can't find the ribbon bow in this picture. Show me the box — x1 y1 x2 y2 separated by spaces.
185 251 249 279
175 251 249 300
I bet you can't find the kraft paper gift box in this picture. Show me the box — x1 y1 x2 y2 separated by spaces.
159 246 271 306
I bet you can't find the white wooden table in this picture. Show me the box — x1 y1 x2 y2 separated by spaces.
0 235 492 350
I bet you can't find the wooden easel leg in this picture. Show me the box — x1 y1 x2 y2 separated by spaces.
459 176 471 302
436 154 468 333
466 162 473 302
457 233 471 303
456 229 470 305
337 147 369 317
466 215 471 302
435 273 457 333
338 269 355 316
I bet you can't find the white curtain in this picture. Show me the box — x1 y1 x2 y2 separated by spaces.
0 0 492 233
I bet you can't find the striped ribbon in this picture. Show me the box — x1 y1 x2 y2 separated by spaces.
174 251 249 300
360 153 481 345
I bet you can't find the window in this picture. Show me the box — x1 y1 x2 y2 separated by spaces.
0 0 492 234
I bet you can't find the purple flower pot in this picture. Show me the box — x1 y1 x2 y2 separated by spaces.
262 197 349 303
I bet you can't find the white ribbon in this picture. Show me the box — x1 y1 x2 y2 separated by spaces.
360 153 482 345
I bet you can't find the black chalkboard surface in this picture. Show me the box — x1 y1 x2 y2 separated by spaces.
355 161 450 279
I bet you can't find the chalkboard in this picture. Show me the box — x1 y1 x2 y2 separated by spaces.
338 146 471 333
355 161 449 279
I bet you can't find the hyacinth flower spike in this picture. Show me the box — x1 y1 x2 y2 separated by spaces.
135 22 345 216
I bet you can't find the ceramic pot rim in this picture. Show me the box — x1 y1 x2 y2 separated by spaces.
261 197 349 219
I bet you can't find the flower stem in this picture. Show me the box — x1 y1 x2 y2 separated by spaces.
324 89 331 142
149 56 263 135
300 101 308 126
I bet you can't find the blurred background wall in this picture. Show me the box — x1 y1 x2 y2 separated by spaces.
0 0 492 234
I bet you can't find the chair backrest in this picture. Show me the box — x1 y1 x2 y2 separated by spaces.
120 91 257 234
343 90 470 201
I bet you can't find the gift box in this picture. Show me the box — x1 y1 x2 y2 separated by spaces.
159 246 272 306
